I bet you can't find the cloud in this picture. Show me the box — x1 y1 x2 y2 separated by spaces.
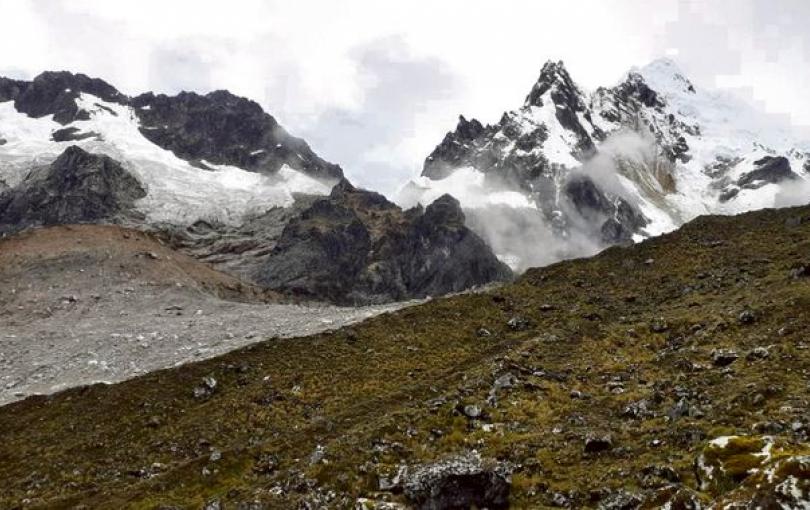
146 43 215 94
295 36 462 193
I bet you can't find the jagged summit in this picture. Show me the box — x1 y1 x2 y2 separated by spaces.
405 56 810 271
524 60 582 107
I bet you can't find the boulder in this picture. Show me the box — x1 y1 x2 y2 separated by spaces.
402 453 511 510
696 435 810 507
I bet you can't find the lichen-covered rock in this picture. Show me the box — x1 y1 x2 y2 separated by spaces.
402 453 511 510
355 499 408 510
640 485 707 509
597 490 642 509
695 435 810 507
696 436 775 494
712 454 810 508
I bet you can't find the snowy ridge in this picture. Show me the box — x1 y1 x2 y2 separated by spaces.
402 57 810 270
0 94 333 226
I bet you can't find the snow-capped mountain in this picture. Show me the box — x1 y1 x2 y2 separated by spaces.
399 58 810 270
0 71 511 304
0 71 340 228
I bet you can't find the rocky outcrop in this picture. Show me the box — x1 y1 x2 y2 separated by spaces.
402 453 511 510
0 77 27 103
694 435 810 508
564 175 648 244
0 146 146 233
738 156 797 189
525 60 599 157
256 180 512 304
51 127 101 142
131 90 343 180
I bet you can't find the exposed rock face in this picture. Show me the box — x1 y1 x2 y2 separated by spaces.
564 175 647 243
525 61 599 158
422 115 499 181
131 90 343 179
256 180 512 304
402 454 511 510
737 156 797 189
10 71 125 124
1 71 342 181
0 77 27 103
51 127 101 142
0 146 146 232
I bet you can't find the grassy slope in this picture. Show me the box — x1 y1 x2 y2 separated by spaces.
1 205 809 509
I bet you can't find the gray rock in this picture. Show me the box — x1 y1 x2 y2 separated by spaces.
584 432 614 453
746 346 770 361
0 146 146 233
203 500 222 510
507 316 531 331
476 328 492 338
309 444 327 465
256 184 511 305
402 453 510 510
738 309 757 324
462 404 483 419
711 349 739 367
193 376 218 399
598 490 642 510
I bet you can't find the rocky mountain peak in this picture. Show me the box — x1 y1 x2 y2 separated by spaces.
14 71 125 124
329 177 358 197
422 193 465 228
132 87 343 180
525 60 582 108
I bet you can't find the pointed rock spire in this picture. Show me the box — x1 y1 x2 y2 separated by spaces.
525 60 579 107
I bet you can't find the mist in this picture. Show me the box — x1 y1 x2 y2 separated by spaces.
775 177 810 208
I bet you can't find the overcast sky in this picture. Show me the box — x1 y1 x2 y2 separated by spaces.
1 0 808 193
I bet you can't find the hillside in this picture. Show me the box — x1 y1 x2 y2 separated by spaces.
1 204 809 508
